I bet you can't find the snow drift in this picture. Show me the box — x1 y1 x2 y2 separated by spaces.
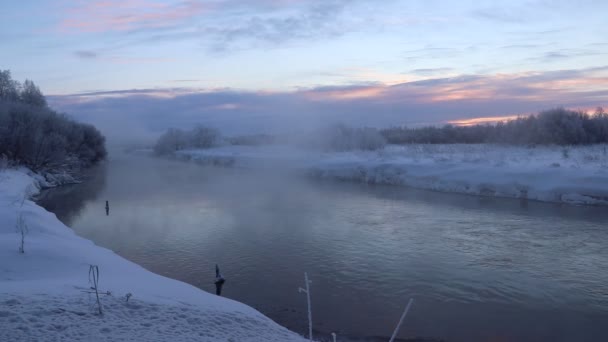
173 144 608 206
0 167 307 341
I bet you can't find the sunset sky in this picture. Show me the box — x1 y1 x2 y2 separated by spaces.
2 0 607 141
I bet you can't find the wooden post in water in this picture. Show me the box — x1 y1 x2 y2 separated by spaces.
105 200 109 216
214 264 225 296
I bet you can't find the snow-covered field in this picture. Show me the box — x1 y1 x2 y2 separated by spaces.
174 144 608 206
0 168 307 341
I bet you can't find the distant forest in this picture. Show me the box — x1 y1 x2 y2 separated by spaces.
154 107 608 155
0 70 106 172
381 108 608 146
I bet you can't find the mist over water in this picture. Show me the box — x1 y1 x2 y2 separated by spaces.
39 152 608 342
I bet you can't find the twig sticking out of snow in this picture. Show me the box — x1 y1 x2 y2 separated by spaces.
89 265 103 315
298 272 313 342
388 298 414 342
16 213 28 253
14 184 31 254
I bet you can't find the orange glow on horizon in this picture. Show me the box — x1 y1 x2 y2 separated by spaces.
305 86 385 100
447 115 525 126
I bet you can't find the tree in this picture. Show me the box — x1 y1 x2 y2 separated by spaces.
380 108 608 146
189 126 220 149
315 124 386 151
154 126 220 155
0 71 106 171
0 70 20 102
20 80 47 107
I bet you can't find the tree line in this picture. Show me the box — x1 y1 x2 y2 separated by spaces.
154 107 608 155
154 123 388 153
0 70 106 171
380 108 608 145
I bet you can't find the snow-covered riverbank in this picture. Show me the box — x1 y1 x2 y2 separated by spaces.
173 144 608 206
0 168 307 341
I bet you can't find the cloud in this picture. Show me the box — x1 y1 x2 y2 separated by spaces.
104 56 177 64
409 68 454 76
46 66 608 145
471 0 607 24
105 0 364 52
302 85 387 100
472 8 526 23
500 44 544 50
170 79 201 83
72 50 175 64
58 0 207 33
447 115 522 126
52 0 396 54
203 1 353 51
528 49 608 63
402 46 462 63
74 50 98 59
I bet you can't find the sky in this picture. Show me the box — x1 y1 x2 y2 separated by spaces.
1 0 608 142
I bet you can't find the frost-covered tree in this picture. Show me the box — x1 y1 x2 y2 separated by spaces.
0 70 20 102
154 126 220 155
154 128 186 155
0 70 106 171
381 108 608 146
189 126 220 149
20 80 47 107
313 124 386 151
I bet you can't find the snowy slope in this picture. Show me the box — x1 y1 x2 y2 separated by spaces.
174 144 608 206
0 168 307 342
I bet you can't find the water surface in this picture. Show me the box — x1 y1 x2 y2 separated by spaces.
38 153 608 341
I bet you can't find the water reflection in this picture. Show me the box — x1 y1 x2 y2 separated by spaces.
37 162 108 224
37 153 608 342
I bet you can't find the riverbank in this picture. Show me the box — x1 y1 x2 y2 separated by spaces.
0 167 307 341
171 144 608 206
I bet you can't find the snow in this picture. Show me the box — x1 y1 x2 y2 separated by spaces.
174 144 608 206
0 168 308 341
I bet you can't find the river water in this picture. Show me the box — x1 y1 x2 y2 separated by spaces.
37 153 608 342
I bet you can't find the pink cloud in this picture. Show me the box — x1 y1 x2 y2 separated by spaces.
303 86 386 101
58 0 207 33
53 67 608 109
212 103 240 110
378 69 608 104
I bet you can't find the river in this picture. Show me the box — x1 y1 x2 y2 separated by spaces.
37 152 608 342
